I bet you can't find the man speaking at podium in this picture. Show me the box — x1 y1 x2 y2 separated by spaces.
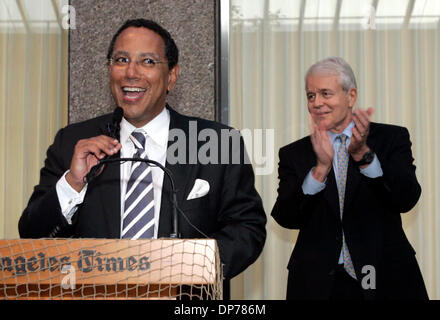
18 19 266 296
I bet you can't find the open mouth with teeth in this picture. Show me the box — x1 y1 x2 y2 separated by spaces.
122 87 146 102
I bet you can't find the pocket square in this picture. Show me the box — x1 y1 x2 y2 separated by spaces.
186 179 210 200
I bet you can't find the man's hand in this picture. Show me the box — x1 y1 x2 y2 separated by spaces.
66 135 122 192
309 115 333 182
348 107 374 161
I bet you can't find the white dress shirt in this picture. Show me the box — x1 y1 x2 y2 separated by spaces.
56 107 170 239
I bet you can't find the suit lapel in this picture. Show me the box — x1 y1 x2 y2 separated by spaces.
303 137 341 220
323 168 342 220
158 106 198 238
343 160 360 219
343 124 378 220
92 121 121 238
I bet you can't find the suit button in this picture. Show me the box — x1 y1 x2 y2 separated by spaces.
328 269 335 276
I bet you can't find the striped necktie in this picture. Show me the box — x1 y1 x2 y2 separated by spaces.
121 131 155 239
336 134 357 279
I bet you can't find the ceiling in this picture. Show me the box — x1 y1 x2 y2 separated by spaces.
0 0 68 33
231 0 440 30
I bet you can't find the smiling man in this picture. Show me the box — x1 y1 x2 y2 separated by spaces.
271 56 428 300
19 19 266 299
107 26 179 127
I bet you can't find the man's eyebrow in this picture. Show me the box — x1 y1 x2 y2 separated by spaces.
137 52 161 59
112 51 161 59
318 88 335 93
307 88 334 92
111 50 129 56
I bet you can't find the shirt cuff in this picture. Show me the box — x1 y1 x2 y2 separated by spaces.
302 168 327 195
359 154 383 178
56 171 88 224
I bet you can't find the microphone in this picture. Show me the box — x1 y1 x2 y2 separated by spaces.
85 106 123 183
107 106 123 140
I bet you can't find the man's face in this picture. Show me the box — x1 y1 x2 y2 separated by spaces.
306 73 357 133
108 27 179 127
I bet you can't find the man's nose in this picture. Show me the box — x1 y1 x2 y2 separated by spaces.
125 60 140 79
313 93 323 107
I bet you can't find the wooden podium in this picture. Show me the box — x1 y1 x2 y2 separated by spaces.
0 238 222 300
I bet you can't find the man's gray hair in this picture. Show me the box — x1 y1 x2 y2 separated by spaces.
305 56 357 92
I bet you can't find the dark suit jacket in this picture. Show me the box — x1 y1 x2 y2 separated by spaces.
271 122 428 300
19 106 266 283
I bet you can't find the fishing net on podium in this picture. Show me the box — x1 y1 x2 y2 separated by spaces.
0 238 223 300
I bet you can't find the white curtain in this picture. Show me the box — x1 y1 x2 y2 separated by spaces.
230 0 440 300
0 0 68 239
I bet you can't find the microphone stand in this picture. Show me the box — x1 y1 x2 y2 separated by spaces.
85 157 180 239
85 107 182 238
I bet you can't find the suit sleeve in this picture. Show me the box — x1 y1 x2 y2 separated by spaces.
210 136 267 280
271 146 323 229
18 128 75 238
369 127 421 213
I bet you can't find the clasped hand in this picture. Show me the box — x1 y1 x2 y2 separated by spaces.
309 108 374 181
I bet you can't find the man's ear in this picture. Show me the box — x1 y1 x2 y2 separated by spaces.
348 87 357 107
167 64 180 92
